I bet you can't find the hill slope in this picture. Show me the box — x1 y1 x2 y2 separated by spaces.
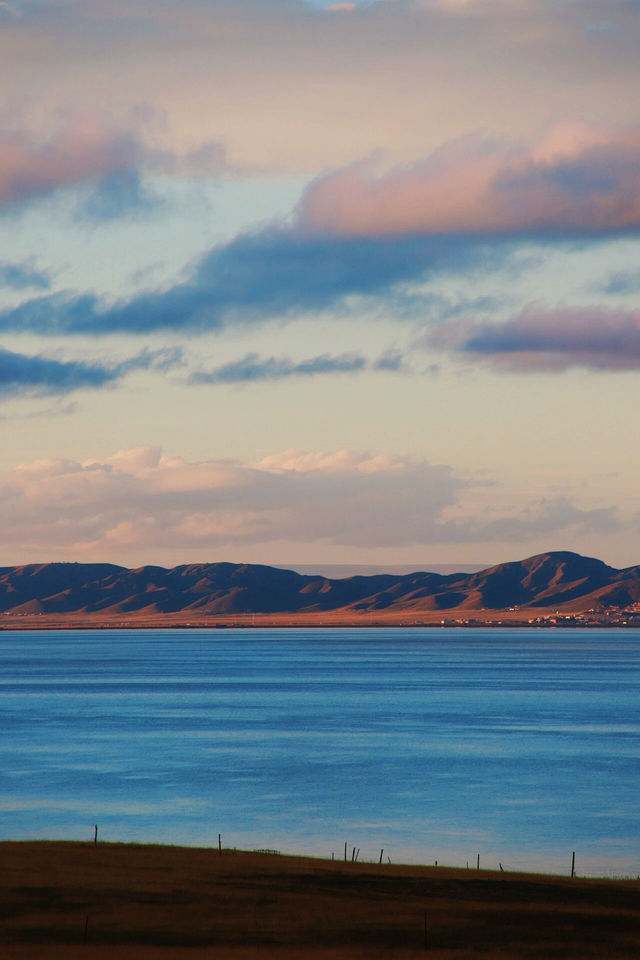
1 552 639 617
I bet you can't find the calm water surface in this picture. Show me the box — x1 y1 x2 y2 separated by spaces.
1 627 639 876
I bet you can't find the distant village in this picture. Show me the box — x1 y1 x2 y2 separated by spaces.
436 602 640 628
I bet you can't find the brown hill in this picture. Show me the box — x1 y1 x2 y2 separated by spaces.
0 551 639 618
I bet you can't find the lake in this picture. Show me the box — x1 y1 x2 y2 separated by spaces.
1 627 639 876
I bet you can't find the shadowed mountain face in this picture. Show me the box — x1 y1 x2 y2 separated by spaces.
0 552 640 616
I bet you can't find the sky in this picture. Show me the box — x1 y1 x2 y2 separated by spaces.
1 0 640 570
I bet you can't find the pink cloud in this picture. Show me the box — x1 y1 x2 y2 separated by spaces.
0 445 614 565
0 447 458 560
0 121 141 205
297 123 640 236
0 119 231 207
427 303 640 371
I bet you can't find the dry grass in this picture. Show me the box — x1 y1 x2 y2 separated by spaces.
0 608 550 630
1 841 639 958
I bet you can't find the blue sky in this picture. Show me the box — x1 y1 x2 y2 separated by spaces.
0 0 639 568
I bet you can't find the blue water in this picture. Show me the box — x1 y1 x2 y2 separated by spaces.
1 628 640 876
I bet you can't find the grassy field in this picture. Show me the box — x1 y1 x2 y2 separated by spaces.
0 607 580 629
1 842 639 959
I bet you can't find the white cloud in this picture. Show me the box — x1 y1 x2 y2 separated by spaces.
0 445 616 565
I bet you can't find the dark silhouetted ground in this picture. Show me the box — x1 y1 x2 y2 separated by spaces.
1 841 639 958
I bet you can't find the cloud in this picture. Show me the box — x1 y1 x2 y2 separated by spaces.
429 0 537 14
5 0 640 177
3 7 640 342
0 120 231 211
6 122 640 339
298 124 640 237
426 303 640 371
189 349 408 384
0 345 182 399
0 260 50 290
461 496 618 542
601 270 640 295
0 445 616 562
74 170 161 222
0 230 506 334
0 122 143 208
0 401 78 422
372 348 406 371
6 120 623 340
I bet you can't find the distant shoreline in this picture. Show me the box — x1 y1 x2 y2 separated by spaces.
2 613 640 631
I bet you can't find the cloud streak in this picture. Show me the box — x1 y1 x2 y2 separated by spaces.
0 260 50 290
189 349 406 384
0 230 505 334
427 304 640 371
0 345 182 399
74 170 161 222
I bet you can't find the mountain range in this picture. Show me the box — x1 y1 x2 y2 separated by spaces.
1 551 639 618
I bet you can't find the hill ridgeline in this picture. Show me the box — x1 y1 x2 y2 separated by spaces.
1 551 639 617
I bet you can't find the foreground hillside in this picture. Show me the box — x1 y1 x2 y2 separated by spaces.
1 551 640 626
1 841 638 959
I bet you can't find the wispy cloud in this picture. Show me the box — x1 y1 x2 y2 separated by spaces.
426 303 640 371
0 259 50 290
601 271 640 295
74 170 161 222
0 345 182 399
0 401 78 422
189 349 407 385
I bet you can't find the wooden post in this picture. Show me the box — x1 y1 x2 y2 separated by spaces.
344 841 347 862
218 834 222 856
571 851 575 878
476 854 480 870
379 848 384 864
351 846 356 862
499 863 503 871
93 825 98 847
